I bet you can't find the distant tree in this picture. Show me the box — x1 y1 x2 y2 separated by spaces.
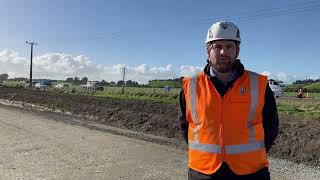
66 77 73 83
81 77 88 84
126 80 133 86
0 73 9 80
126 80 139 87
294 79 317 84
117 80 125 86
73 76 80 81
13 77 27 81
100 79 109 86
73 77 81 85
132 81 139 87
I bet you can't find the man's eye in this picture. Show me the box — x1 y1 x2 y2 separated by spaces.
227 45 235 49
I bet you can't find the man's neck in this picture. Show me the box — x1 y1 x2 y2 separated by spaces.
210 67 234 85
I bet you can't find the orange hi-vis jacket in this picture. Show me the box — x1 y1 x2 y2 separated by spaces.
182 70 269 175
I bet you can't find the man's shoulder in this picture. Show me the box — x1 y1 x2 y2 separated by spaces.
245 70 268 78
183 71 206 80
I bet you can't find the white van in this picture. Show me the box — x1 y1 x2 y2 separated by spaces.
268 79 284 98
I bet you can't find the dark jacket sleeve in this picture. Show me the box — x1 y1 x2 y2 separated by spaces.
262 84 279 153
178 88 189 144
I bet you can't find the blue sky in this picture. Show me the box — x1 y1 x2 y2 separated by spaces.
0 0 319 83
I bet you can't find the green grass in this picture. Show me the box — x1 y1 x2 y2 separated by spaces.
3 81 320 118
94 87 180 104
148 80 181 88
285 82 320 93
276 98 320 119
284 92 320 98
95 93 178 104
304 82 320 92
284 83 306 91
93 87 320 119
2 80 25 87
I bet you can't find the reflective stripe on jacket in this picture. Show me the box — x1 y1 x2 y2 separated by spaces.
182 70 269 175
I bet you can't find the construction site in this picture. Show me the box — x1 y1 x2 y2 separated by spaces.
0 86 319 179
1 1 320 179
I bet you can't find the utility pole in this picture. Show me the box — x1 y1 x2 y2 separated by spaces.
26 41 37 87
121 67 126 94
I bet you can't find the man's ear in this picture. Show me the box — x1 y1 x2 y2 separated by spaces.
206 44 212 56
236 46 240 58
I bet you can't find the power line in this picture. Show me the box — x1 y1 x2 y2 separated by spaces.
156 6 320 34
226 4 320 22
38 1 320 44
156 1 320 32
23 1 320 56
198 0 320 22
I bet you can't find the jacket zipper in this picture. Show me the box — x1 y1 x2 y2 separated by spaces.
219 95 225 161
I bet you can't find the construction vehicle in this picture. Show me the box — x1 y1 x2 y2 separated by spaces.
297 88 304 99
268 79 284 98
33 79 52 91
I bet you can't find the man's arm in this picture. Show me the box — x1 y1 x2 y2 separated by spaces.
262 84 279 152
178 89 189 144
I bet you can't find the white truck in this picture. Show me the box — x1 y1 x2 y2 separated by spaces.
80 81 104 93
268 79 284 98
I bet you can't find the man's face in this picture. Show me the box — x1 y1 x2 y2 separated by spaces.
207 40 239 73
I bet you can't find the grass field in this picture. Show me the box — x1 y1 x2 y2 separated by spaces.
276 98 320 119
94 87 180 104
285 82 320 93
77 87 320 119
2 81 320 119
284 91 320 98
65 86 320 119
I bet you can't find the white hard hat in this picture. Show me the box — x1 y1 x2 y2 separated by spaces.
205 21 241 44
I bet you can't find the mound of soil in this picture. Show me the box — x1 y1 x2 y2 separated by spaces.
269 116 320 166
0 87 319 167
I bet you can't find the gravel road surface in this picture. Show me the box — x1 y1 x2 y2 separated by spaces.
0 105 319 180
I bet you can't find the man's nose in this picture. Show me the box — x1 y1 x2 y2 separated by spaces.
219 48 227 55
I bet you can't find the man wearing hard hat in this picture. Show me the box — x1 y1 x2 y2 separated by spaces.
178 21 279 179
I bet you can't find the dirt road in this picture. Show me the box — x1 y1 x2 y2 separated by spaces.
0 105 188 179
0 105 318 180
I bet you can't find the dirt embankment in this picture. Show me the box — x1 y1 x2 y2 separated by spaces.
0 87 319 167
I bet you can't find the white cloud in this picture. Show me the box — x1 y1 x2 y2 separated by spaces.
4 49 313 85
0 49 29 78
127 64 177 83
179 65 203 77
307 75 320 80
0 49 184 84
261 70 298 84
261 71 271 77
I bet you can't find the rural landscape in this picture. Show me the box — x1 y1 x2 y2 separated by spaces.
1 1 320 179
1 75 320 170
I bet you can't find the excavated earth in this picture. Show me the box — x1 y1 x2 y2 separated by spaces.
0 87 319 168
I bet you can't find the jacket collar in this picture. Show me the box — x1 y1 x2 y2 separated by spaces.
204 59 245 81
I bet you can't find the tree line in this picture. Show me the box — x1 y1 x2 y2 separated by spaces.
293 79 320 84
64 77 140 87
3 73 320 87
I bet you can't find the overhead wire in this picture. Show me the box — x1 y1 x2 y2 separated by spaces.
198 0 320 22
36 0 320 52
156 0 320 32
